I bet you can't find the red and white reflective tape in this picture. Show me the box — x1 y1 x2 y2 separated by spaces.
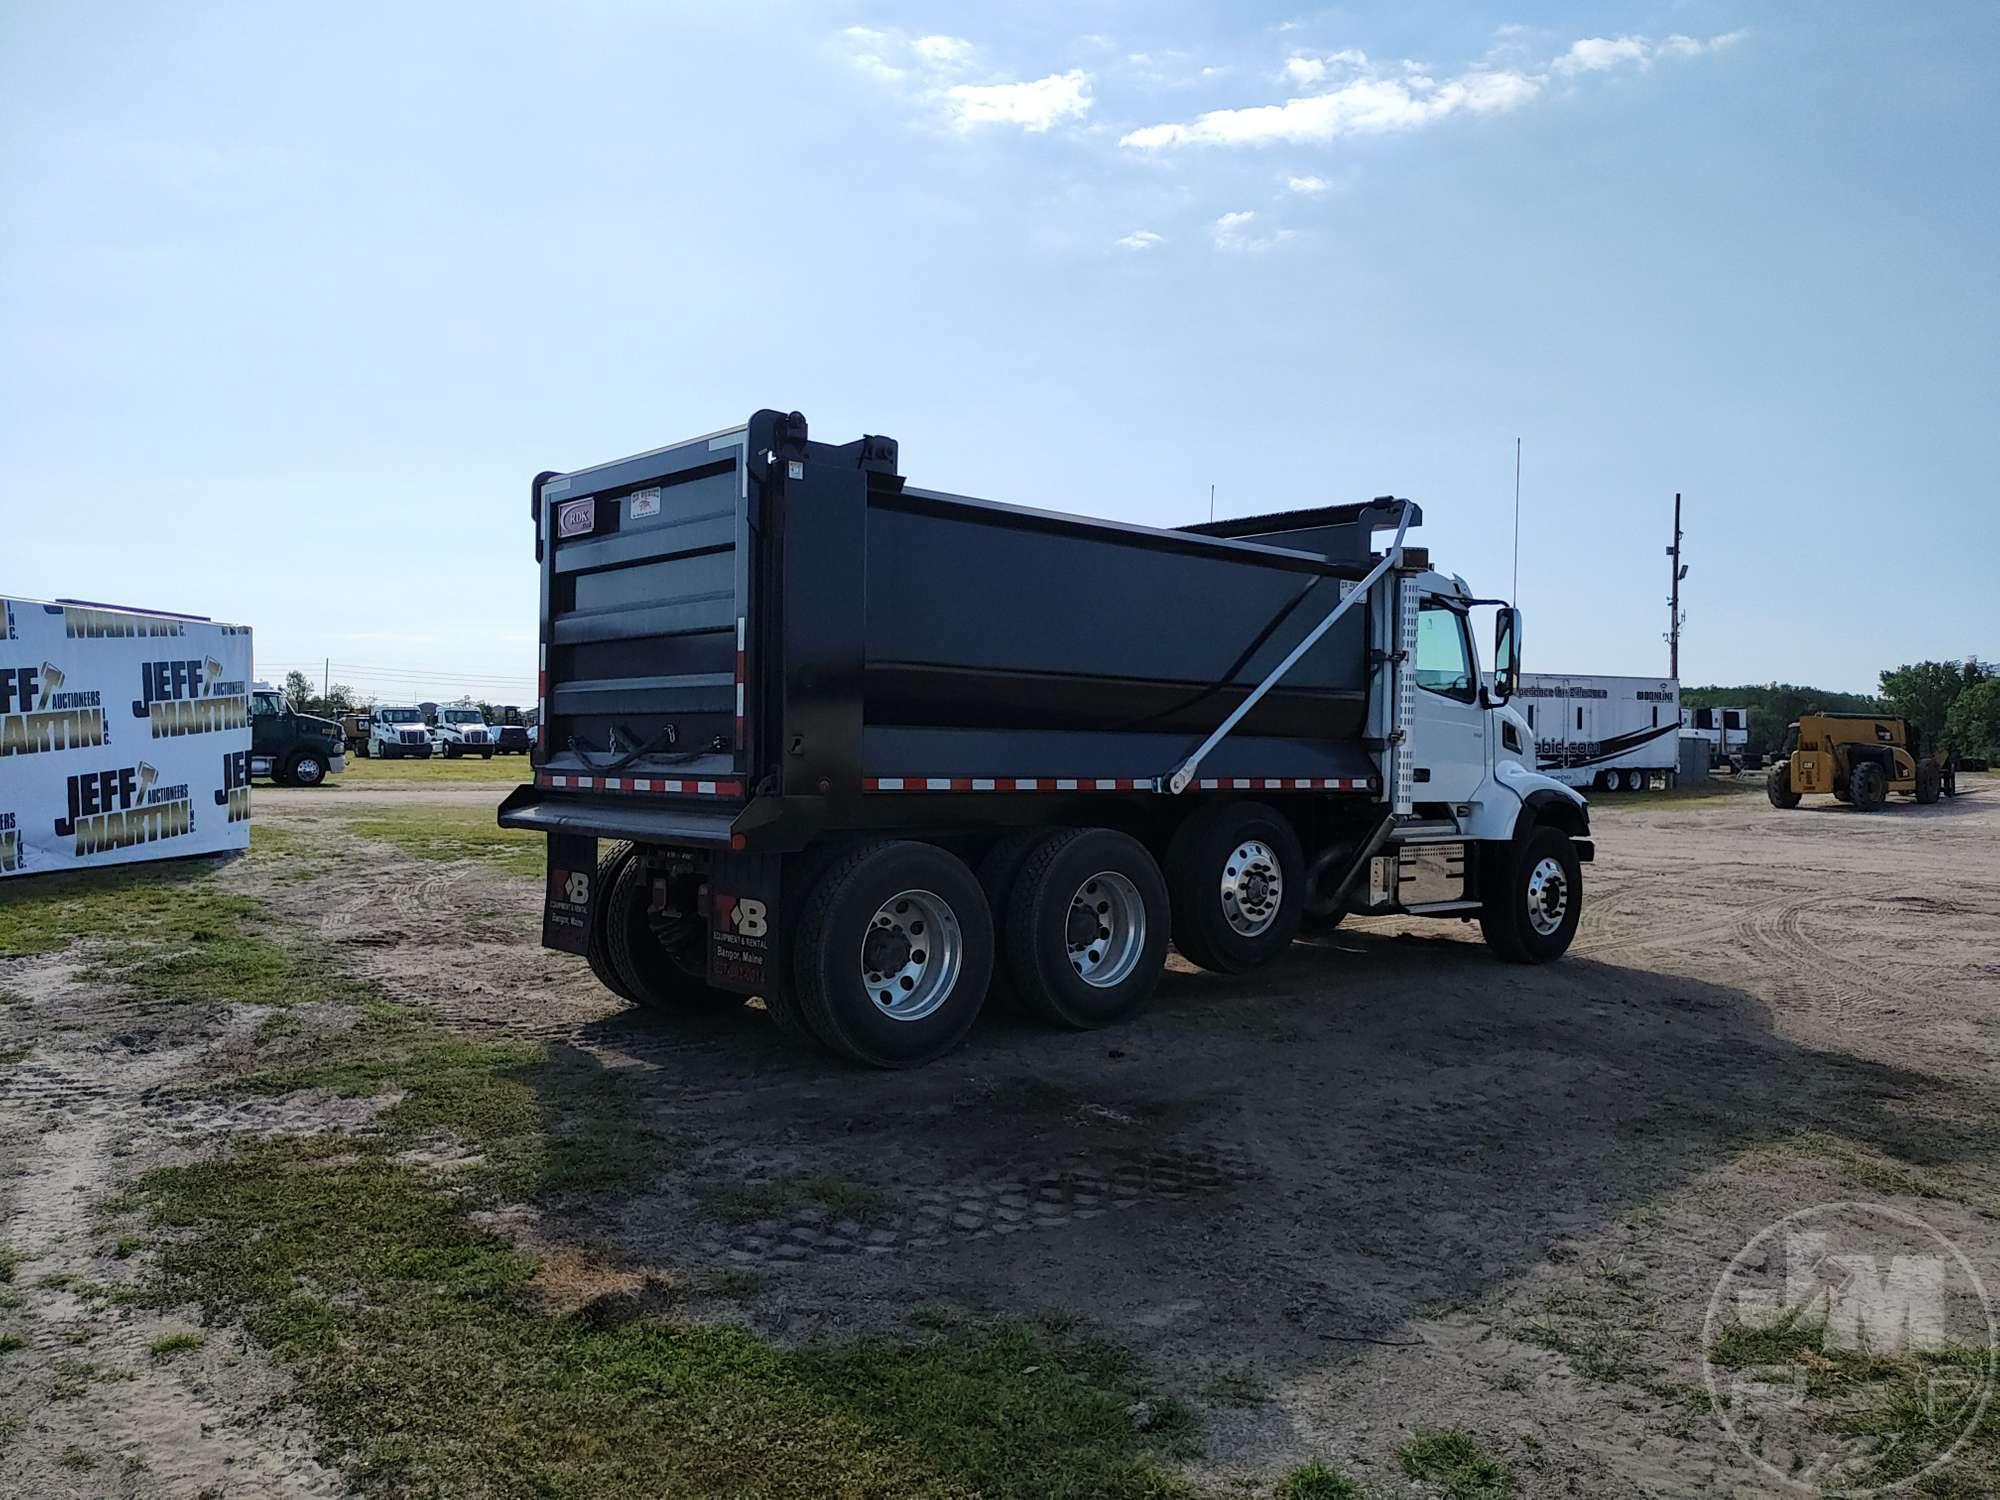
861 775 1376 793
734 616 746 750
539 772 744 797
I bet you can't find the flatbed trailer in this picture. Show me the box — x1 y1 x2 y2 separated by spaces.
500 410 1592 1067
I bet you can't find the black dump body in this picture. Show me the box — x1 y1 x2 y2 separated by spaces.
501 411 1412 852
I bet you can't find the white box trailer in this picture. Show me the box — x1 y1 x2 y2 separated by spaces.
0 597 252 877
1681 705 1751 770
1516 673 1681 792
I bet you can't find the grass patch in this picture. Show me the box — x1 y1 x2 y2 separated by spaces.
338 753 527 785
1276 1459 1368 1498
148 1330 205 1361
1587 776 1767 813
0 858 367 1009
0 1245 18 1283
0 1332 25 1355
1771 1129 1999 1215
1708 1312 2000 1492
113 1235 142 1260
337 805 543 877
1397 1427 1512 1499
697 1175 881 1226
0 1044 28 1067
698 1268 767 1302
59 1444 98 1472
139 1135 1198 1497
50 1359 136 1398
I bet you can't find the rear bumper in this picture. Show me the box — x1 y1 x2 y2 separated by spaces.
499 784 739 848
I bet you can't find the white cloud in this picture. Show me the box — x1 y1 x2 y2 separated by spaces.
1124 68 1540 148
1212 210 1292 252
946 70 1092 133
833 28 1092 135
1283 49 1367 86
1555 30 1747 75
1116 230 1163 251
912 34 976 71
1284 173 1331 195
1553 35 1651 75
1124 30 1743 150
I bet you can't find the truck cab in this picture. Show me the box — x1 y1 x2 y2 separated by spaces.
249 685 346 787
432 707 497 759
370 706 435 760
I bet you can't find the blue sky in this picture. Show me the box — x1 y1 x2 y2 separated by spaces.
4 2 1994 700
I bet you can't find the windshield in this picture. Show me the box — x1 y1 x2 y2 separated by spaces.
443 710 482 724
252 690 284 716
379 708 423 724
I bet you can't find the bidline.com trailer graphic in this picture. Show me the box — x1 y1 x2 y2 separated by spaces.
0 597 252 877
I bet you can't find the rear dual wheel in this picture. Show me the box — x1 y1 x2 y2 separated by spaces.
597 851 738 1012
1003 829 1170 1029
792 841 994 1068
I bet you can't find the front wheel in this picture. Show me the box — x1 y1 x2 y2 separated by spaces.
793 841 993 1068
1480 827 1582 964
481 750 495 760
1767 762 1802 809
286 750 327 788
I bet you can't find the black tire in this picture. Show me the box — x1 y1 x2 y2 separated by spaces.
1848 760 1888 812
1165 800 1305 974
584 842 639 1002
792 841 993 1068
976 830 1059 1008
1767 762 1802 809
1596 770 1619 793
1297 908 1347 937
1480 826 1582 964
603 857 738 1012
1915 761 1942 806
482 750 495 760
1004 828 1169 1029
285 749 327 788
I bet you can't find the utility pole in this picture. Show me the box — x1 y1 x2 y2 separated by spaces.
1665 493 1687 680
324 657 331 698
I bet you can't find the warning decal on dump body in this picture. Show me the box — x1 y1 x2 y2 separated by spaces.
708 887 774 993
542 833 596 953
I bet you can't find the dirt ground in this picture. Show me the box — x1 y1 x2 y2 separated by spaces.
3 773 1997 1497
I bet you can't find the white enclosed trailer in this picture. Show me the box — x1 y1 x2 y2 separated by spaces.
1516 674 1681 792
0 597 252 877
1681 705 1751 770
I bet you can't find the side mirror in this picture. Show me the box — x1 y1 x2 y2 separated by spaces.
1492 606 1522 701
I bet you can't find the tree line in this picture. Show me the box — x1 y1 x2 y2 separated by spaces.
1684 658 1999 761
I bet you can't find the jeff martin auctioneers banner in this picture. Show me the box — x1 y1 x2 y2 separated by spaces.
0 597 253 878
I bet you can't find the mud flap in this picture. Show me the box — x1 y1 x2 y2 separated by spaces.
541 832 598 954
706 852 781 996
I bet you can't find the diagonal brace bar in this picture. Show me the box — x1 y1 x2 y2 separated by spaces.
1165 501 1414 794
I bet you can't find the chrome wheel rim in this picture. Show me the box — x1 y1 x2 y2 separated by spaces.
1220 839 1282 937
296 757 321 780
1066 871 1146 988
860 889 962 1022
1525 856 1569 936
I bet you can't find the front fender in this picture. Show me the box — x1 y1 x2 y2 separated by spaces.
1489 759 1592 847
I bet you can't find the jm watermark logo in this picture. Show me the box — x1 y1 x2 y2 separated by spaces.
1703 1202 1996 1496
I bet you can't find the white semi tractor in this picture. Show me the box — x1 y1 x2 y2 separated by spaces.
1517 674 1681 792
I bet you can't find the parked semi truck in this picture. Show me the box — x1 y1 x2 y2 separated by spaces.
499 410 1593 1067
1517 673 1681 792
